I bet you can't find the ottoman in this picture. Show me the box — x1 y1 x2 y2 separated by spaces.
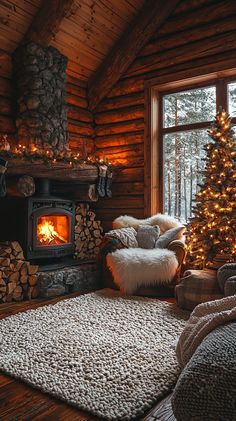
175 269 224 311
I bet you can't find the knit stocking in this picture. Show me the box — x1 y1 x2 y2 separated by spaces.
106 168 113 198
97 165 107 197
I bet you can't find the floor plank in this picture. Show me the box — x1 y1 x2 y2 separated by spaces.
0 292 176 421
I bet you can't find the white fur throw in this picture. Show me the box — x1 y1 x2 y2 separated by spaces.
106 248 178 294
112 213 181 234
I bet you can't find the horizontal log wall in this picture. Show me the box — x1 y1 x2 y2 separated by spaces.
66 74 94 156
0 52 94 157
94 0 236 231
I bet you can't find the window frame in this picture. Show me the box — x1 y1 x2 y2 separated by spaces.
145 72 236 217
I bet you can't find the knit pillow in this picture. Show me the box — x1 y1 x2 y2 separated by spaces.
155 226 185 249
136 225 160 249
106 227 138 248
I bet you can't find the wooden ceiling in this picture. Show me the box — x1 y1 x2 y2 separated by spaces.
0 0 146 80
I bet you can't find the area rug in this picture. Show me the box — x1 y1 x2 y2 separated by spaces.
0 289 189 420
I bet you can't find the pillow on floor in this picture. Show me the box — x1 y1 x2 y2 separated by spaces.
106 248 178 294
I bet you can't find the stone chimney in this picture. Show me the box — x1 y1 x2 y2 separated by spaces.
13 42 68 156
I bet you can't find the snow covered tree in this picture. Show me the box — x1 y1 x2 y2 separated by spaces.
187 109 236 269
163 86 215 221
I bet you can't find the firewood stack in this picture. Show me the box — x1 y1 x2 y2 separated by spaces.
74 204 103 260
0 241 39 303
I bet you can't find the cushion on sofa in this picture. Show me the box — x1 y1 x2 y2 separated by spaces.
155 226 185 249
136 225 160 249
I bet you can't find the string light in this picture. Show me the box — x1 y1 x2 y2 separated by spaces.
186 109 236 270
0 145 114 170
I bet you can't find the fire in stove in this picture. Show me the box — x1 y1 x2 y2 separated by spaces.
36 215 69 246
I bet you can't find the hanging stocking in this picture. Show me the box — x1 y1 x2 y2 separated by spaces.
97 164 107 197
0 158 7 197
106 168 113 198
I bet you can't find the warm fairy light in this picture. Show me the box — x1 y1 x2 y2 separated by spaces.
1 142 113 171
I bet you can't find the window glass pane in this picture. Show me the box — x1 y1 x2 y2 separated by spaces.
163 129 210 222
163 86 216 128
228 82 236 117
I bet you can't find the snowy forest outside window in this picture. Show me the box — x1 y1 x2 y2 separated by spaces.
160 79 236 222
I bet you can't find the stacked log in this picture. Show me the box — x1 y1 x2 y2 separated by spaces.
0 241 39 303
74 204 103 260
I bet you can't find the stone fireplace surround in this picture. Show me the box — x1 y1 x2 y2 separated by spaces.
0 42 104 303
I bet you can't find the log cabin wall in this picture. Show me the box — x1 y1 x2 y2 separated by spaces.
0 51 94 157
0 0 146 158
66 75 94 157
93 0 236 231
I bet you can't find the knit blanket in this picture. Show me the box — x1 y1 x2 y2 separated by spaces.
172 322 236 420
176 295 236 367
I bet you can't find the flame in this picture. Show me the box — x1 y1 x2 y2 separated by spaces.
37 216 69 246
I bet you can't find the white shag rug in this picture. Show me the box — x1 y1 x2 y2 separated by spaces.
0 289 188 420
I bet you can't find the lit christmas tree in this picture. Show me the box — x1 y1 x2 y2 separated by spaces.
187 109 236 269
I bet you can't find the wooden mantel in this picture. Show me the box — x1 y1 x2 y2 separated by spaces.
6 158 98 183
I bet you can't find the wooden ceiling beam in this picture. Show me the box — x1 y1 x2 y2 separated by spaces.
88 0 181 111
23 0 76 47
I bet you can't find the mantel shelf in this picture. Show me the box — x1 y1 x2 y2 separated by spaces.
6 157 98 183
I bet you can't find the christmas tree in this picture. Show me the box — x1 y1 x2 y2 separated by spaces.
187 109 236 269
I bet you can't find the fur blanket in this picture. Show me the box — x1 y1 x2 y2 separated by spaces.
176 295 236 367
112 213 182 235
106 248 178 294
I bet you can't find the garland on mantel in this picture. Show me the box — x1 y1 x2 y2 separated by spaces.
0 138 112 169
0 148 111 168
0 136 114 198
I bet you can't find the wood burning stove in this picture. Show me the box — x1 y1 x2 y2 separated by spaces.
0 179 75 261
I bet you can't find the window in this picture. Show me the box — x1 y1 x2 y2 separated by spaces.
153 77 236 222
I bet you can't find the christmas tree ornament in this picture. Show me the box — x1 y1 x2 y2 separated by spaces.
97 164 107 197
0 157 8 197
186 109 236 269
105 168 113 198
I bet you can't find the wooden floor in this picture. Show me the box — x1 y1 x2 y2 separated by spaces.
0 293 175 421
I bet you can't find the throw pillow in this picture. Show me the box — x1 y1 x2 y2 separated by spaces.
106 227 138 248
155 226 185 249
136 225 160 249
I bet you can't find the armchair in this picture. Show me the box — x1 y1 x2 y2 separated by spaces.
100 214 186 298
